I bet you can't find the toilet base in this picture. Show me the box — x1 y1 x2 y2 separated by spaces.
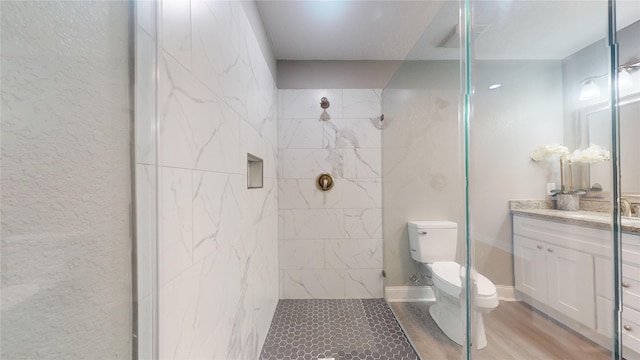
428 286 489 350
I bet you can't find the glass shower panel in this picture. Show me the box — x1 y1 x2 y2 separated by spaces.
464 0 633 358
134 0 159 359
615 2 640 358
1 1 133 358
381 1 466 358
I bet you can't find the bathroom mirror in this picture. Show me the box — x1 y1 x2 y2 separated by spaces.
584 92 640 195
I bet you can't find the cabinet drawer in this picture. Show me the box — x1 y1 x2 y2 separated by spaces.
513 215 610 255
622 235 640 266
622 306 640 359
623 263 640 312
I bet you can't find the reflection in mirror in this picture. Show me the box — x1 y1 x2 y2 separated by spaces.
586 94 640 195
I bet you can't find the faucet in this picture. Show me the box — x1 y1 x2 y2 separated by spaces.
620 198 632 217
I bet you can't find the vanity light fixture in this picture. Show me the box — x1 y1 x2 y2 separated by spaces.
618 68 633 90
488 83 502 90
579 79 600 101
579 59 640 101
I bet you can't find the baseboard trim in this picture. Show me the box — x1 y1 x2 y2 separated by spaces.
385 285 519 302
496 286 521 301
384 286 435 302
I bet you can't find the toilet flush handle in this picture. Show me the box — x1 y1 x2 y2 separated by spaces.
419 231 427 235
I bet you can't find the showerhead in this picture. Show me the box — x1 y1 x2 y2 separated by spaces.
320 97 330 109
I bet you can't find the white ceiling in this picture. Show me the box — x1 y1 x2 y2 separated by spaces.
256 0 640 61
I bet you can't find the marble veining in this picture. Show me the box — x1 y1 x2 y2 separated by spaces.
279 240 325 270
159 159 193 284
344 148 382 179
279 89 383 299
325 239 383 269
345 208 383 239
159 52 241 174
283 270 346 299
345 270 384 298
324 118 382 149
157 1 278 359
343 89 382 118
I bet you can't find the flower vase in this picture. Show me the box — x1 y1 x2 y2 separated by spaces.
556 193 580 211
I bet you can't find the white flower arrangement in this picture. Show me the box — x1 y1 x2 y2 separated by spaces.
530 144 569 162
531 143 610 194
566 144 611 164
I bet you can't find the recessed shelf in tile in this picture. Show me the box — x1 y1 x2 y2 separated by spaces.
247 153 263 189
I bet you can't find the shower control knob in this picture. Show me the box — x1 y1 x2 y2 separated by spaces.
316 173 334 191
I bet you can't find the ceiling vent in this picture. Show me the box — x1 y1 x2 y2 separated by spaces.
437 24 489 48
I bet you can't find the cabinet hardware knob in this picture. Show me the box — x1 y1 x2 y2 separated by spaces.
622 282 630 288
537 245 543 249
547 248 553 252
623 325 632 331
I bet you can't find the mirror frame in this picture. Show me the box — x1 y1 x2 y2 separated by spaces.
578 91 640 198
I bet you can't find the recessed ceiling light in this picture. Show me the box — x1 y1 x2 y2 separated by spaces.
488 84 502 90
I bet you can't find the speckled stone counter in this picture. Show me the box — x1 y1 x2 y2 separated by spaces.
510 199 640 235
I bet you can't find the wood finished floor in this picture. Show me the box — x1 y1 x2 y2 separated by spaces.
389 301 612 360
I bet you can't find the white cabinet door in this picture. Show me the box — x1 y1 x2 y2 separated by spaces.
596 296 614 336
547 245 596 328
514 235 548 303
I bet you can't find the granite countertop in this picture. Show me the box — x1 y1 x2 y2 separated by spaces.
510 200 640 235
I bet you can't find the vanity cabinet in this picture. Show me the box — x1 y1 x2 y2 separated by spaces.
513 213 640 358
513 215 612 328
513 235 548 303
622 235 640 358
591 233 640 359
513 234 595 327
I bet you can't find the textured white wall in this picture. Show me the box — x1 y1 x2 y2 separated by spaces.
1 1 132 358
156 1 279 358
381 60 564 287
470 61 564 286
278 89 384 299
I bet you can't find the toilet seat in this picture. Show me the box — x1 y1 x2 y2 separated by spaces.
430 261 499 309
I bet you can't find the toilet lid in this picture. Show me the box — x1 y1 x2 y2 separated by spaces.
431 261 497 298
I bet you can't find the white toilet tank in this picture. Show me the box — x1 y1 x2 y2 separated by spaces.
408 220 457 263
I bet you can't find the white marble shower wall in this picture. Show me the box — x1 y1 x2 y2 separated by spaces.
278 89 384 299
157 1 278 359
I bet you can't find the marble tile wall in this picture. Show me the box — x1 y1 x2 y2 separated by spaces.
278 89 384 299
157 1 278 359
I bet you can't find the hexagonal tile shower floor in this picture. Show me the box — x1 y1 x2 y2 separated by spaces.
259 299 419 360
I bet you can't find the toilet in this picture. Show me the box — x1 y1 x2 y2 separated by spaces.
407 220 499 349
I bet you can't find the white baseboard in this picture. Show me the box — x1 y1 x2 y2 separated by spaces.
385 285 520 302
385 286 435 302
496 286 521 301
